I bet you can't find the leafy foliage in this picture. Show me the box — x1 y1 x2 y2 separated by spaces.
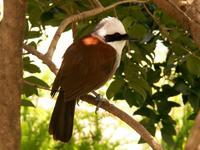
23 0 200 148
21 106 120 150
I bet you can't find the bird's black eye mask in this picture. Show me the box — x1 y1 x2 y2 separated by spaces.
104 32 129 42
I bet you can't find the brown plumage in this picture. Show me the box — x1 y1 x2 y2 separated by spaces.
49 35 117 142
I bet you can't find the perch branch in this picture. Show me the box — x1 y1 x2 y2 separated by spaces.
45 0 149 59
81 95 163 150
23 43 163 150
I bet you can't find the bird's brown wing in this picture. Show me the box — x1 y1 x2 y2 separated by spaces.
51 35 117 101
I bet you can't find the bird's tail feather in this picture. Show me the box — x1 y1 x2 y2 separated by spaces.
49 91 76 142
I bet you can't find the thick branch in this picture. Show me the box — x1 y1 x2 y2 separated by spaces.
185 111 200 150
45 0 148 59
24 43 163 150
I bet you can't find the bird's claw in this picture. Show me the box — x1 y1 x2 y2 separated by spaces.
95 94 107 113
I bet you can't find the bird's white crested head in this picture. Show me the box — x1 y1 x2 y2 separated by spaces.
93 17 126 38
92 17 127 57
92 17 128 69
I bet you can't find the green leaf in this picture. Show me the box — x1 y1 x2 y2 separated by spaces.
188 94 200 112
147 67 161 84
130 6 149 23
162 121 176 135
24 76 49 88
123 88 145 107
134 107 156 118
22 83 38 97
158 101 180 115
139 118 156 139
124 61 151 96
170 43 187 56
129 24 148 40
186 55 200 76
28 0 43 26
122 16 135 31
21 99 35 107
23 56 31 63
24 63 41 73
161 115 176 125
160 12 177 27
161 128 174 145
162 85 180 97
76 20 96 39
25 31 42 39
161 120 176 145
174 79 190 95
187 113 197 120
106 79 124 99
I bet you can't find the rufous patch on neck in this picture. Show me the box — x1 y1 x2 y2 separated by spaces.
82 36 99 45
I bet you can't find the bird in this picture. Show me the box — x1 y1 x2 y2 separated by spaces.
49 16 129 142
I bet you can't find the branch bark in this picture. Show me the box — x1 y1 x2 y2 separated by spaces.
81 95 163 150
45 0 149 59
0 0 26 149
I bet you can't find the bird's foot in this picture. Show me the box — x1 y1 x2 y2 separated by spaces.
76 100 80 106
94 93 107 113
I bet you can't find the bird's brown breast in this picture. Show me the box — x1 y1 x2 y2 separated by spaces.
51 35 117 101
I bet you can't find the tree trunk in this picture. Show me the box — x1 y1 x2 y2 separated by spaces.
0 1 26 149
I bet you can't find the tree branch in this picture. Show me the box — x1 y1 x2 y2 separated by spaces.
91 0 103 8
23 43 163 150
23 44 58 74
45 0 149 59
185 111 200 150
81 95 163 150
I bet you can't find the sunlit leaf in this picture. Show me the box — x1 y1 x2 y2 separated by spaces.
21 99 35 107
24 76 49 88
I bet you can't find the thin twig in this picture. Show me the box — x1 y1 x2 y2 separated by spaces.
91 0 103 8
45 0 149 59
23 80 51 91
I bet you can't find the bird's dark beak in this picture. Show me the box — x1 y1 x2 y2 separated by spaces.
121 34 129 40
122 34 137 42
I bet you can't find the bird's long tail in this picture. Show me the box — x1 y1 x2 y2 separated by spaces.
49 91 76 142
